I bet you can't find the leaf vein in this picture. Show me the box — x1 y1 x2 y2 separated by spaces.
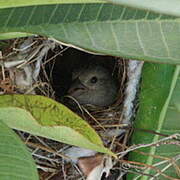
47 4 59 24
95 4 104 21
110 23 119 50
76 4 85 21
26 6 37 26
135 22 146 55
3 8 15 28
159 22 170 57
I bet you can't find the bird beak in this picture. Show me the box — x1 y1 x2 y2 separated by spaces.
68 78 88 96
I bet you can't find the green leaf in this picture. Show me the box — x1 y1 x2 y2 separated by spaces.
0 95 115 157
0 4 180 64
0 0 104 9
128 64 180 179
0 120 38 180
2 0 180 18
107 0 180 17
0 32 34 40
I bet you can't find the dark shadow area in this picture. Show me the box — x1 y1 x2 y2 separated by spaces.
46 47 117 102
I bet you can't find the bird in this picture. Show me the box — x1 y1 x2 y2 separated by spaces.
67 64 118 107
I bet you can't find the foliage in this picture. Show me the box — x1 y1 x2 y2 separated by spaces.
0 1 180 179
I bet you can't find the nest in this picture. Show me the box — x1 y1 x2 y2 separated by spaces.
0 36 142 179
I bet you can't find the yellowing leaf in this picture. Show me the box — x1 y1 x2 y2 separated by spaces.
0 95 115 156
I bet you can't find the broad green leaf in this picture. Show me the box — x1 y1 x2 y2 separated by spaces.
2 0 180 17
0 0 104 9
0 4 180 64
107 0 180 17
0 120 38 180
128 64 180 179
0 32 34 40
0 95 115 157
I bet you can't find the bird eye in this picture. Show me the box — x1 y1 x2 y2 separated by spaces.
90 76 98 83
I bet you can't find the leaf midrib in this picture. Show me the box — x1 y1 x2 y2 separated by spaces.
144 65 180 178
2 19 180 28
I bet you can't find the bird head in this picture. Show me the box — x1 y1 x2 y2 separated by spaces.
67 65 118 107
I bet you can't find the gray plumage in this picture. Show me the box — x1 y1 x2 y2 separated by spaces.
67 65 118 107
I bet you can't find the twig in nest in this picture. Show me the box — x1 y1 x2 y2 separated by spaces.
26 141 70 161
119 159 179 180
81 106 107 132
117 133 180 158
